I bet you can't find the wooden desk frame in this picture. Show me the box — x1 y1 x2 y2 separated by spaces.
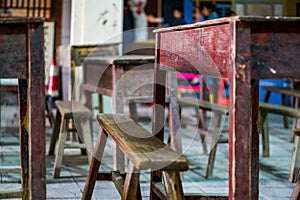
153 16 300 199
0 18 45 199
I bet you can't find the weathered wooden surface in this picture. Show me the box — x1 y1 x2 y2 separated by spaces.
82 113 188 199
0 18 46 199
155 16 300 200
97 113 189 171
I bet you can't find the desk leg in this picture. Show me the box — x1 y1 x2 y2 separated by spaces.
28 23 46 199
229 77 259 199
229 25 259 199
112 65 125 171
168 72 182 154
18 79 29 200
28 76 46 199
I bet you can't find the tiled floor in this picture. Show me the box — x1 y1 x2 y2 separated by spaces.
0 104 297 199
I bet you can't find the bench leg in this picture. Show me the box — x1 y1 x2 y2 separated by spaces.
49 111 62 155
260 110 270 157
196 106 207 154
53 117 68 178
289 134 300 183
291 177 300 200
122 162 141 200
281 94 289 129
292 98 300 142
205 113 222 179
163 171 184 200
82 128 108 200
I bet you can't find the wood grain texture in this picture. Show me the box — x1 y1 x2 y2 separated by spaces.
97 113 189 171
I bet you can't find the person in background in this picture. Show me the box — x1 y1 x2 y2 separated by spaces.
147 7 186 27
207 2 219 20
198 3 212 22
169 7 186 26
193 7 201 23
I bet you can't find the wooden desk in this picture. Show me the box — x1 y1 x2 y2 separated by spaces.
57 43 120 101
154 16 300 199
0 18 45 199
83 55 180 171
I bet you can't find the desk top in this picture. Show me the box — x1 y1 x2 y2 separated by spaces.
84 55 155 65
154 16 300 33
0 17 44 24
154 16 300 79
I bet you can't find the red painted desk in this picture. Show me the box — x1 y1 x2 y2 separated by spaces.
0 18 45 199
153 16 300 199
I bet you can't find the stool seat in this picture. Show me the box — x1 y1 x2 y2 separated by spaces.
55 100 92 119
48 100 93 178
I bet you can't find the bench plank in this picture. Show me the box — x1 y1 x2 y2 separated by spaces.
97 114 189 171
259 102 300 118
179 98 228 115
262 86 300 98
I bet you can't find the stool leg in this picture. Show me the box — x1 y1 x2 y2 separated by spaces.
53 117 68 178
74 118 87 155
49 111 62 155
122 162 141 200
162 171 184 200
129 100 139 122
82 128 108 200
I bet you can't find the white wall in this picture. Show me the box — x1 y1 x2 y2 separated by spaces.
70 0 123 45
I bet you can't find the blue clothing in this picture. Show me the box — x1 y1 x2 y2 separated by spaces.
198 16 206 22
169 18 186 27
208 12 218 20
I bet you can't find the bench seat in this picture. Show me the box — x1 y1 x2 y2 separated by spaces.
82 113 189 199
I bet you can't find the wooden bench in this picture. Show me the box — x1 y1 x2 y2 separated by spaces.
48 100 93 178
179 97 229 179
262 86 300 140
82 113 189 200
179 98 300 181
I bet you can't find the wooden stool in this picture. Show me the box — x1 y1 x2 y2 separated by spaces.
82 114 189 200
48 100 93 178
